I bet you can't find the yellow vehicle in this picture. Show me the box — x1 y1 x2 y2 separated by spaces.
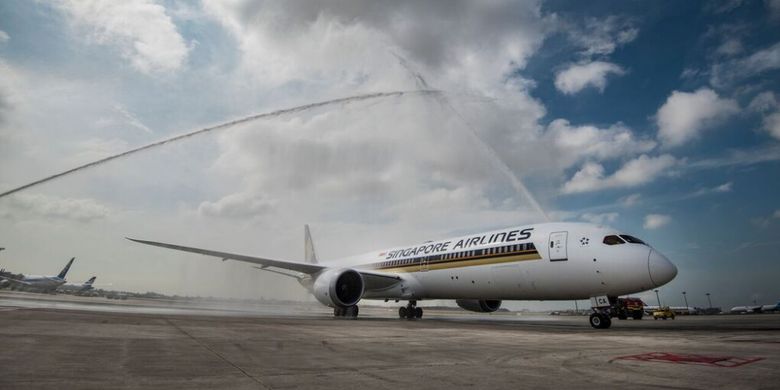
652 307 676 320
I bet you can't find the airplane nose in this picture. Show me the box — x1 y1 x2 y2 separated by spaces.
648 249 677 287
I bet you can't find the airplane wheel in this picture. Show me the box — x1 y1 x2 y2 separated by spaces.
589 313 611 329
415 307 423 319
399 306 408 319
334 307 344 317
345 305 359 319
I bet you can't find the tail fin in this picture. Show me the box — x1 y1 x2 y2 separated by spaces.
84 276 96 286
304 224 318 264
57 257 75 279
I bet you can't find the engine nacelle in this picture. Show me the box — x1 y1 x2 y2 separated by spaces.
455 299 502 313
312 268 365 308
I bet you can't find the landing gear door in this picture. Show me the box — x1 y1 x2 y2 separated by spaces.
549 231 568 261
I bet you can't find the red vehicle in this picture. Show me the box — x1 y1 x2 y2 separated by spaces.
615 297 645 320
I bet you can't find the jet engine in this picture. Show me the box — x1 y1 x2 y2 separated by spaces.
455 299 502 313
312 268 364 308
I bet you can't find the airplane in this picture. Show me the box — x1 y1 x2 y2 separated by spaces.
730 305 761 314
0 257 75 293
129 222 678 329
730 301 780 314
60 276 97 293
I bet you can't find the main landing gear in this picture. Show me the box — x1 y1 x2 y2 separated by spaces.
334 305 359 319
398 300 423 319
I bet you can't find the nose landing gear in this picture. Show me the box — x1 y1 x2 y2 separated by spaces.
589 311 612 329
589 295 615 329
398 300 423 319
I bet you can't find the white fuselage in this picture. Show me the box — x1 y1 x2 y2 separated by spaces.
323 222 676 302
18 275 66 291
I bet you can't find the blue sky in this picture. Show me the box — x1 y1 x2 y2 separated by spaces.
0 0 778 310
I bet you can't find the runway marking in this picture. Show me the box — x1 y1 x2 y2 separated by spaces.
165 318 270 388
612 352 764 368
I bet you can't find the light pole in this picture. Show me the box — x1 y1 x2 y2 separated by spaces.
682 291 689 310
706 293 712 309
654 289 661 307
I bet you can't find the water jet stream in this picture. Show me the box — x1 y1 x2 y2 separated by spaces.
0 90 439 200
393 54 550 222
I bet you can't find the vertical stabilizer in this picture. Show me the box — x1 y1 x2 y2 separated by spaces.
304 225 318 264
57 257 75 279
85 276 96 286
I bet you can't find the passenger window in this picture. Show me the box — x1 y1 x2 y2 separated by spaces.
603 235 625 245
619 235 647 245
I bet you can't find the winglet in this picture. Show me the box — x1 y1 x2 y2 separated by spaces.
304 224 318 264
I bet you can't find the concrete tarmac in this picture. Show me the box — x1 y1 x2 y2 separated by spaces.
1 292 778 389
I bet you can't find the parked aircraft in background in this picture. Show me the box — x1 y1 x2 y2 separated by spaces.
0 258 75 293
62 276 97 292
730 302 780 314
129 222 677 329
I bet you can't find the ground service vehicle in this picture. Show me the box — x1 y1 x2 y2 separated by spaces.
653 307 676 320
616 297 645 320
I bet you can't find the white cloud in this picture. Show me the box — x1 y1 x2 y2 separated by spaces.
562 154 678 194
112 104 153 134
748 91 777 112
656 88 740 147
769 0 780 20
580 212 619 225
0 193 110 222
644 214 671 230
707 0 746 13
689 144 780 169
0 30 9 44
716 38 744 56
568 16 639 57
763 112 780 140
620 193 641 207
55 0 189 74
679 68 703 80
198 192 276 219
746 92 780 141
546 119 655 162
715 182 733 192
202 1 550 94
554 61 625 95
711 41 780 87
685 182 734 198
751 209 780 228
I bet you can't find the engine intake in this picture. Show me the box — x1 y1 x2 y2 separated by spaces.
456 299 502 313
313 269 365 308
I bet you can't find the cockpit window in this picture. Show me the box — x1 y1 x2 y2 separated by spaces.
603 235 625 245
619 235 647 245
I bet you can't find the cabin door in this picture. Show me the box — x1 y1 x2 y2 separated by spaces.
548 231 568 261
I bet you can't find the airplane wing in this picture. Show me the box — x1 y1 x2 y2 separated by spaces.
0 276 32 286
126 238 403 290
127 238 324 274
